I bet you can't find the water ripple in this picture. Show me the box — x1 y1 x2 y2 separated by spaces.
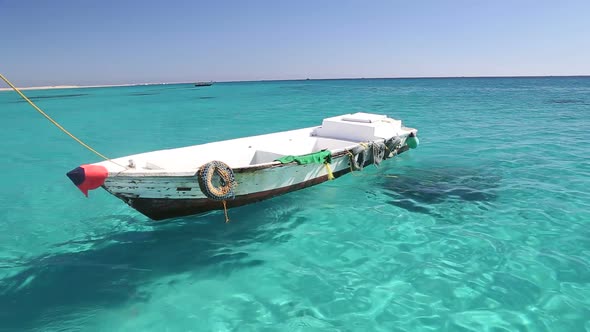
1 77 590 331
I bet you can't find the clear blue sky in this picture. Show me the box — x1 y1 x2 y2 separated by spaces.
1 0 589 86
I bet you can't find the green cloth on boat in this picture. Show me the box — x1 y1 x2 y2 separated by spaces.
276 150 332 165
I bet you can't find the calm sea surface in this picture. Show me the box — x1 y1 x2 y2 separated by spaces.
0 77 589 331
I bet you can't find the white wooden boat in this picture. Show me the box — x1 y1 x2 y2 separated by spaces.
66 113 419 220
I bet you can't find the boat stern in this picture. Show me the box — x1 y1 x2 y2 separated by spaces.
406 131 419 149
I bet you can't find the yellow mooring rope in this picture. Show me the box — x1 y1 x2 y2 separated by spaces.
324 162 335 180
0 73 125 168
222 200 230 223
345 151 359 176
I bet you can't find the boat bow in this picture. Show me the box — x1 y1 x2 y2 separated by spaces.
66 164 108 197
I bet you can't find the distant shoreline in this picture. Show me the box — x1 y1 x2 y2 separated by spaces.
1 75 589 92
0 82 177 92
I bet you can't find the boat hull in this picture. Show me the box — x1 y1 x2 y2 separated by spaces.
122 167 349 220
104 145 410 220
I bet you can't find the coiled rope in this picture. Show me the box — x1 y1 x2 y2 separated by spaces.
197 161 237 223
0 73 125 168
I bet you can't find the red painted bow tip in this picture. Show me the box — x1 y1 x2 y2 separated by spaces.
66 164 108 197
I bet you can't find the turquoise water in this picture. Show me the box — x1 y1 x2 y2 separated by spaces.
1 77 589 331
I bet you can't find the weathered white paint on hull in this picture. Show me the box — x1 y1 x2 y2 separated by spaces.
103 153 353 200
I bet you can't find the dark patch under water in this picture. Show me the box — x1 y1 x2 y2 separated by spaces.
198 96 215 100
129 92 160 96
279 85 314 91
0 203 305 330
380 167 500 215
11 93 89 103
0 222 260 329
548 99 586 104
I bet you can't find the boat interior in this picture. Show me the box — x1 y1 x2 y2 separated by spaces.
102 128 359 173
96 113 412 174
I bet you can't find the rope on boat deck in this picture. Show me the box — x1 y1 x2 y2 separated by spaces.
345 151 359 176
0 73 126 168
345 140 405 178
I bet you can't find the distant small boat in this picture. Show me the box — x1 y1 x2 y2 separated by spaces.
66 113 419 221
194 82 213 87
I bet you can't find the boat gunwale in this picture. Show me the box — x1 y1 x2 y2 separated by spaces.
104 127 417 178
106 148 353 178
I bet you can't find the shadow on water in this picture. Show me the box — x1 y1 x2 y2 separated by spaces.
11 94 89 103
547 99 586 104
380 167 500 216
0 202 305 330
128 92 160 96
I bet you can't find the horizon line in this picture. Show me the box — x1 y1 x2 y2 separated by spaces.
1 74 589 91
224 74 590 83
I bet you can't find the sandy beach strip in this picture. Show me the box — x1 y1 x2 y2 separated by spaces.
0 85 81 91
0 82 180 92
